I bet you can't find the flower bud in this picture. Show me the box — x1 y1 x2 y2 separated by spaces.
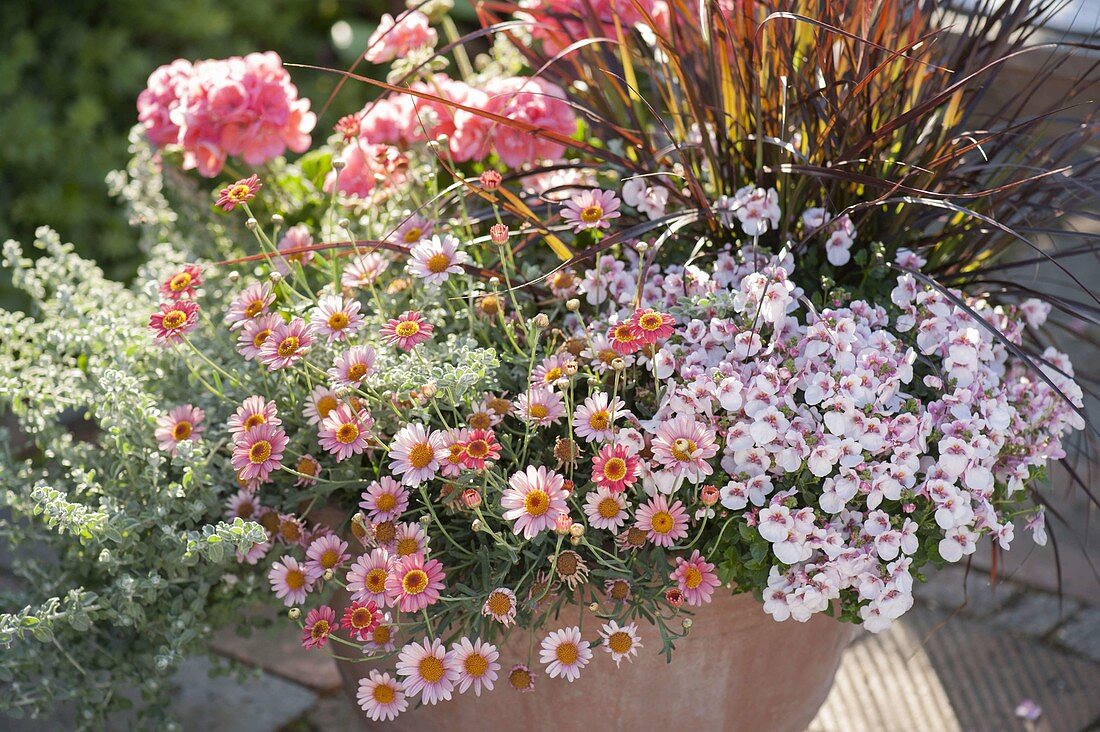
272 214 285 226
636 241 649 253
555 514 572 535
227 271 240 283
419 514 432 525
269 271 283 283
611 357 626 371
569 535 582 546
682 618 693 630
565 298 580 312
323 568 334 581
332 158 347 171
489 276 501 287
479 170 502 190
462 488 482 509
421 382 438 400
472 519 483 532
563 360 578 376
700 485 720 506
490 223 509 245
568 522 585 538
532 313 550 329
561 479 575 497
245 217 258 230
665 588 684 609
338 218 351 229
588 602 599 611
288 607 301 620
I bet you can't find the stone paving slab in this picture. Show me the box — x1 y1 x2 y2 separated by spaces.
991 592 1082 638
913 565 1019 617
212 619 343 693
1056 607 1100 664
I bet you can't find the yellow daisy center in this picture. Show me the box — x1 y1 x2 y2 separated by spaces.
395 321 420 337
373 521 396 545
346 363 368 382
296 457 318 476
371 625 391 646
366 569 388 593
426 252 451 274
172 421 193 441
486 591 513 617
285 569 305 590
402 569 429 595
682 566 703 589
651 510 675 534
248 440 272 464
524 489 550 517
320 549 340 569
608 631 633 654
589 410 610 430
310 620 330 640
555 642 579 665
162 310 186 329
252 328 272 348
418 656 445 683
373 683 396 704
169 272 192 291
597 496 621 519
469 412 492 430
351 607 374 628
327 312 349 330
543 367 564 383
403 227 423 243
396 537 420 557
466 439 489 459
508 667 531 689
529 404 549 419
639 312 664 330
580 205 603 223
243 414 266 430
464 653 490 678
602 458 627 482
375 493 397 513
408 443 434 469
598 349 617 365
316 395 338 419
336 423 360 444
276 336 300 357
228 184 252 202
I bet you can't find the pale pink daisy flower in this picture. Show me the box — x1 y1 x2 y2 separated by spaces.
599 620 642 667
670 549 722 606
231 423 288 483
154 404 205 455
292 454 322 486
438 428 468 478
591 443 640 493
388 213 434 246
318 404 372 462
310 294 365 342
359 477 409 523
357 670 408 722
380 310 434 351
481 587 518 626
304 534 350 576
224 489 261 520
582 333 633 373
469 393 509 428
396 638 458 706
583 487 630 531
301 605 338 650
530 353 573 390
347 549 393 607
303 384 340 426
149 300 199 345
327 345 377 389
539 626 592 682
507 664 536 692
160 264 202 300
388 422 446 486
258 317 313 370
501 466 568 539
342 600 382 641
513 388 566 427
407 234 469 285
635 495 690 548
363 615 399 654
268 556 319 607
273 513 307 546
392 521 430 559
236 313 281 361
225 282 275 330
272 223 315 275
561 189 621 232
451 637 500 696
573 392 628 443
651 415 719 481
227 396 280 436
341 252 389 289
385 554 445 613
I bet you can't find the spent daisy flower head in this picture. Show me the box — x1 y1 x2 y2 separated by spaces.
501 466 569 539
304 534 350 576
343 600 382 641
236 312 281 361
408 234 469 285
539 626 592 682
227 396 280 436
225 282 275 330
671 550 722 606
396 637 459 706
347 548 393 607
381 310 434 351
318 403 372 462
231 423 288 483
561 188 621 232
268 556 319 607
635 494 690 548
301 605 338 650
224 489 261 520
482 587 518 626
591 443 640 493
216 174 262 211
328 345 377 389
604 578 633 603
573 392 628 443
651 416 719 481
342 252 390 289
360 477 409 523
259 317 313 370
451 637 500 697
160 264 202 300
310 294 365 342
514 388 566 427
149 300 199 345
154 404 205 456
507 664 536 693
386 554 446 613
599 620 642 667
553 549 590 590
274 513 307 546
293 454 322 486
388 422 445 486
583 486 630 531
357 670 407 722
303 384 340 426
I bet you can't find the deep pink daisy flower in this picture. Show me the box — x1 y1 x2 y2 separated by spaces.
236 313 281 361
149 300 199 345
154 404 205 455
327 345 377 389
385 555 445 613
343 600 382 641
627 307 675 344
318 403 372 462
215 174 262 211
591 443 640 493
460 428 500 470
561 188 621 233
670 549 722 606
650 415 719 481
160 264 202 300
501 466 568 540
301 605 339 649
258 317 313 370
227 395 280 436
231 423 288 483
380 310 434 351
346 548 393 607
635 495 690 548
310 294 365 342
225 282 275 330
359 476 409 523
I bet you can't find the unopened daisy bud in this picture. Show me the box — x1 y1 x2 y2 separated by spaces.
636 241 649 253
421 382 438 400
587 376 600 387
568 522 585 538
555 514 573 535
682 618 693 630
532 313 550 329
338 218 351 229
565 298 580 312
462 488 482 509
569 536 581 546
269 271 283 283
700 485 720 506
472 519 483 532
245 217 258 230
227 271 240 283
419 514 432 526
288 607 301 620
611 357 626 371
480 170 502 190
271 213 285 225
563 360 578 376
588 602 599 612
665 588 685 608
332 157 347 171
490 223 509 244
323 568 334 581
489 276 501 287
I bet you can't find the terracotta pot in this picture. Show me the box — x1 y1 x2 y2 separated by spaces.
333 589 852 731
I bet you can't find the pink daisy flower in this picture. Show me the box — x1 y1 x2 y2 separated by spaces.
583 487 630 531
303 384 340 425
318 403 372 462
327 345 377 389
160 264 202 300
236 313 281 361
310 294 365 342
304 534 350 576
670 549 722 606
513 388 566 427
501 466 568 540
392 521 431 559
154 404 205 455
573 392 628 443
608 321 644 355
227 396 280 436
268 556 320 607
292 454 322 486
599 620 642 667
258 317 313 370
272 223 315 276
231 423 288 483
539 626 592 682
460 428 500 470
149 300 199 345
451 637 500 696
342 252 389 289
396 637 459 706
237 540 272 565
438 429 468 478
301 605 338 650
388 423 446 486
407 234 469 285
342 600 382 641
561 188 621 232
357 670 408 722
591 443 640 493
215 174 262 211
385 554 445 613
389 213 434 246
627 307 675 344
635 495 690 548
359 476 409 523
380 310 434 351
530 353 573 390
346 548 393 607
224 489 261 520
225 282 275 330
651 416 719 481
363 615 399 654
